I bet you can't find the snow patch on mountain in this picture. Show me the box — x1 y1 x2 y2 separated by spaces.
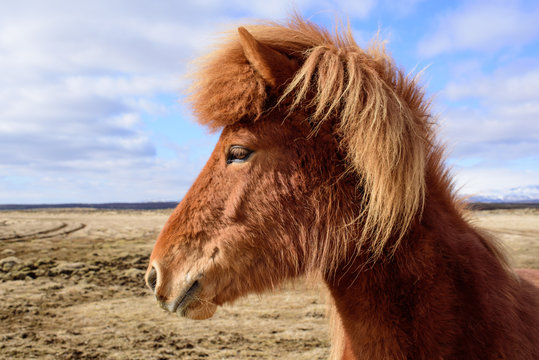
467 185 539 203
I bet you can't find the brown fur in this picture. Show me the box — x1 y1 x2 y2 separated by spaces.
148 16 539 359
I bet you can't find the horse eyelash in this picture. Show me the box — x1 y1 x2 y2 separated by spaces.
226 146 253 164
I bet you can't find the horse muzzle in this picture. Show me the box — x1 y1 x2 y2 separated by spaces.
145 264 217 320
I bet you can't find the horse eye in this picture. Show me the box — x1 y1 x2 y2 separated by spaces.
227 146 253 164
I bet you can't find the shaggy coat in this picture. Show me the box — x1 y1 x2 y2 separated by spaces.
146 17 539 359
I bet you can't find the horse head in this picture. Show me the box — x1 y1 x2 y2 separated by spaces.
145 19 429 320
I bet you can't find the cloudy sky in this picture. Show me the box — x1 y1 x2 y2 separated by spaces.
1 0 538 204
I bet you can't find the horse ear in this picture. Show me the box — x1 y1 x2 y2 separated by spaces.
238 27 297 88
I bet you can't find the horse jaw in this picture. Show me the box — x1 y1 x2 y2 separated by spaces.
183 301 217 320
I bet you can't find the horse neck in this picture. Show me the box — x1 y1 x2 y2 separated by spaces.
323 176 521 360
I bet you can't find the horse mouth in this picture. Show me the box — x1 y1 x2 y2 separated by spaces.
172 280 201 315
158 280 201 315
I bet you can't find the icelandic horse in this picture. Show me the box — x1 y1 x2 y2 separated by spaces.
146 17 539 359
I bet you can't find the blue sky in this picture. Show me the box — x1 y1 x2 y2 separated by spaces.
1 0 538 203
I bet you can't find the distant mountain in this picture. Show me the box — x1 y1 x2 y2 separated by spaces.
468 185 539 203
0 201 179 211
2 186 539 211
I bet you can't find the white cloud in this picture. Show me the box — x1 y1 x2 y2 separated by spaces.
444 68 539 102
438 62 539 195
452 166 539 197
2 0 342 203
440 118 539 165
336 0 378 19
422 3 539 196
418 1 539 57
0 0 536 203
385 0 425 16
0 1 219 203
0 156 203 203
62 75 179 98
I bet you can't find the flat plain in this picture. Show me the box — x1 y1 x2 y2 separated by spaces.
1 208 538 359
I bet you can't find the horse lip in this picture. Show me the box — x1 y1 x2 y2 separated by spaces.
171 280 201 314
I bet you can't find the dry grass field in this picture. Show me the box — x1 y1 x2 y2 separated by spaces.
1 208 538 359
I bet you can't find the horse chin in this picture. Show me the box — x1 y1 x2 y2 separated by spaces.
182 301 217 320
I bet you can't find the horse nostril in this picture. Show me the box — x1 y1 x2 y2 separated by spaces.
146 266 158 293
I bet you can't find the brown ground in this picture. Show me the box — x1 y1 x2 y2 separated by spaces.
1 208 538 359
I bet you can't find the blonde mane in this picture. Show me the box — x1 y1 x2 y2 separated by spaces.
189 16 433 260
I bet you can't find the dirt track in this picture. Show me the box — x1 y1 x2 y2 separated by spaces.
1 209 538 359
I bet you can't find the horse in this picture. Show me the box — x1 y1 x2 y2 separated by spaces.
145 16 539 359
